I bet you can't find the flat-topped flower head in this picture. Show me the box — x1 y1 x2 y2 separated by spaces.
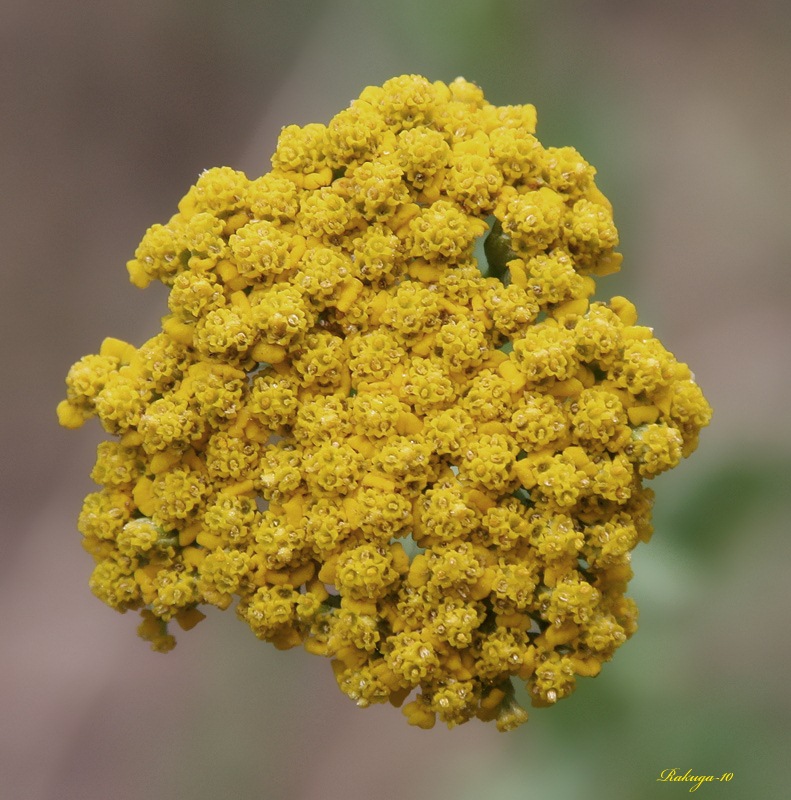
58 74 711 731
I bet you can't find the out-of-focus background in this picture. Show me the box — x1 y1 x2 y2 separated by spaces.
2 1 789 798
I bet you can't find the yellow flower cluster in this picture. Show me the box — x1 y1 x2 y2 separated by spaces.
58 75 711 731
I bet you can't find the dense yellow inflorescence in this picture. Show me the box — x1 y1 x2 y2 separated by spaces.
58 75 711 731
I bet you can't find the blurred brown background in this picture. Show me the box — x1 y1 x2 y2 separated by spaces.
2 2 790 798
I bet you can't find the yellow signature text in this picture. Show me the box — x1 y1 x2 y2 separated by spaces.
657 768 734 792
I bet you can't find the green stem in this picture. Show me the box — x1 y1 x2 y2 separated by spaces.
483 219 516 281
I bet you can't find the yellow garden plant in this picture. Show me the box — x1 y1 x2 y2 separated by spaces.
58 75 711 731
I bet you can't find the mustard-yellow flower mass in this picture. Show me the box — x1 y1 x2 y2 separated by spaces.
58 75 711 731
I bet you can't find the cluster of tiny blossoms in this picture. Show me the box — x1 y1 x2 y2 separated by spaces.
58 75 711 731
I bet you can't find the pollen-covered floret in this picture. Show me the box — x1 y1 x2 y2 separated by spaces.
168 270 226 319
409 200 487 263
228 220 297 284
417 479 478 546
512 320 579 383
499 186 566 256
59 74 711 732
250 284 312 346
78 489 134 545
138 395 201 454
352 223 404 285
395 126 451 192
248 368 300 432
194 305 255 360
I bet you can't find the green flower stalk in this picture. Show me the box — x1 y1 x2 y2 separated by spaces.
58 75 711 731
